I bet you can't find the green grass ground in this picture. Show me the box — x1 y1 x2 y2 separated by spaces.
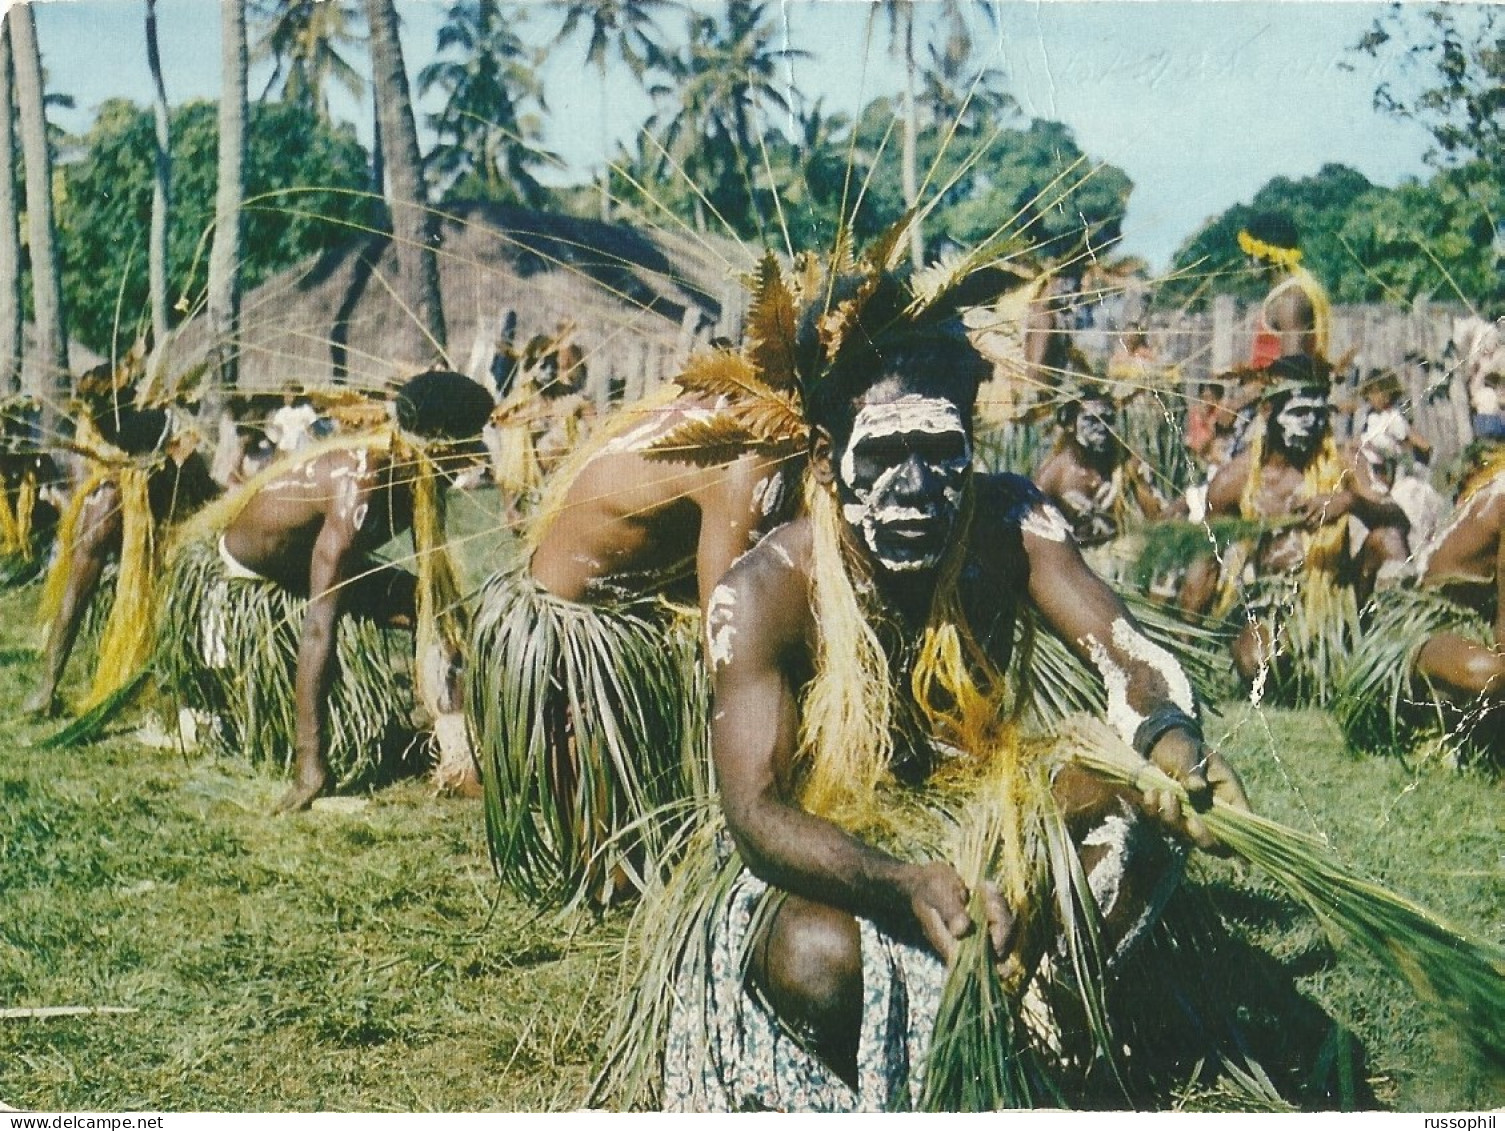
0 487 1500 1111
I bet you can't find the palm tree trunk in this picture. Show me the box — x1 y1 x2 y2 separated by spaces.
598 62 611 222
364 0 446 369
370 86 384 200
10 2 68 428
207 0 246 394
145 0 172 370
900 6 923 270
0 21 22 394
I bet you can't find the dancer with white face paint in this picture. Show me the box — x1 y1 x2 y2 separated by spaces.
617 272 1251 1112
1035 391 1167 569
1192 357 1410 704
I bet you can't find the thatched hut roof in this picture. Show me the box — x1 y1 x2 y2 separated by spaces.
164 201 744 397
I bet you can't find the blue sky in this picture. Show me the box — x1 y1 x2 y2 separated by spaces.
27 0 1451 269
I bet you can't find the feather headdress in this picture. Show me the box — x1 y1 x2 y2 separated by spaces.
643 214 1036 465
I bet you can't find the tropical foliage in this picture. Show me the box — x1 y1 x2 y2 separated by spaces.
1351 3 1504 170
418 0 555 206
58 99 373 356
1159 160 1504 314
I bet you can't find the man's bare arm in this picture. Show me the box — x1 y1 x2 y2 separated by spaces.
694 454 786 616
1204 453 1249 517
1023 511 1250 843
709 537 982 960
278 499 364 812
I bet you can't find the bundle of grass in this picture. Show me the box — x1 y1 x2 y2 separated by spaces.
1065 717 1505 1068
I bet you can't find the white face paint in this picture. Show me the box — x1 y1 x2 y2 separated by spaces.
1271 393 1329 459
1021 503 1072 543
1073 400 1114 455
705 583 739 670
836 394 971 574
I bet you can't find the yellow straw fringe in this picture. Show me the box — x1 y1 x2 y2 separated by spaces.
0 468 36 559
82 467 156 710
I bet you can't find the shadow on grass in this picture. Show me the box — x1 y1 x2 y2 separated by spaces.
1093 880 1376 1112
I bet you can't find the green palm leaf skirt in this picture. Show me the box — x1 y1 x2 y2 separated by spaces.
1335 584 1499 760
467 569 710 908
1229 573 1360 708
157 538 419 789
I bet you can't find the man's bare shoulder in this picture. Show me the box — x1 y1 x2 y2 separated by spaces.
709 520 814 653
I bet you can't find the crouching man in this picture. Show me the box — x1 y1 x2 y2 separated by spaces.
598 274 1248 1111
163 370 494 812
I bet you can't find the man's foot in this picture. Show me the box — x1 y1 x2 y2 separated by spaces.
273 771 330 815
431 714 482 798
23 688 61 718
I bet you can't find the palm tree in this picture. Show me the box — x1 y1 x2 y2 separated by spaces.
250 0 366 123
779 98 861 247
365 0 446 365
918 5 1013 138
207 0 247 392
879 0 921 268
145 0 172 358
418 0 554 207
648 0 806 238
881 0 1003 267
549 0 673 220
0 20 21 393
9 1 67 422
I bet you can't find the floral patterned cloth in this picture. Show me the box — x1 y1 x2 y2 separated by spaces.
657 799 1185 1113
661 870 946 1112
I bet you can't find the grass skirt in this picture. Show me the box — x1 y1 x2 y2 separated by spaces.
1228 573 1359 708
1336 585 1498 759
468 569 709 906
157 538 418 788
594 746 1186 1113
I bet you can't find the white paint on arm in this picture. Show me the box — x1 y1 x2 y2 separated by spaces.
1021 503 1073 543
1110 616 1197 716
705 583 739 670
1083 632 1145 746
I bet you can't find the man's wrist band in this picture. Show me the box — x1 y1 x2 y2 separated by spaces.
1133 704 1204 759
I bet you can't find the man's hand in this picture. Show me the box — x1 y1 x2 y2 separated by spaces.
901 862 1015 964
1297 488 1354 529
1142 728 1251 852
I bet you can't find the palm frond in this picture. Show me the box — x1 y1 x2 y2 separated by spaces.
33 671 149 749
1067 718 1505 1068
642 415 760 467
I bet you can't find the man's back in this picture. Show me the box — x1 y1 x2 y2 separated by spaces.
530 397 796 609
221 447 406 594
